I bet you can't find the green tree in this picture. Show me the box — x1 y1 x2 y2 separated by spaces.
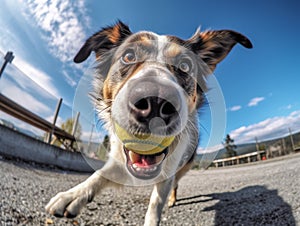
97 134 110 161
223 134 237 158
61 118 82 140
50 118 82 150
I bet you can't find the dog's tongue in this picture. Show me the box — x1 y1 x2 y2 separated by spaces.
139 155 157 167
128 150 165 168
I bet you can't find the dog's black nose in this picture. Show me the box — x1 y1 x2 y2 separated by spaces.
129 96 178 125
127 76 182 127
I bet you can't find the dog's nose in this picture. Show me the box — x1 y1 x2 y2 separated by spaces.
128 79 181 126
129 96 178 125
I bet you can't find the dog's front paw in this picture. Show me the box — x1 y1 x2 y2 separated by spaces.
45 186 94 218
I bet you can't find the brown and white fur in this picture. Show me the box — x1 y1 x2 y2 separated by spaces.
45 21 252 225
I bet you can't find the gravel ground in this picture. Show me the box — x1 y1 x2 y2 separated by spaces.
0 153 299 226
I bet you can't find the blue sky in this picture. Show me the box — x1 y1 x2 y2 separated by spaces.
0 0 300 150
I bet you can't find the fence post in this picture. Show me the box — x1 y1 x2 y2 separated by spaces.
0 51 14 79
48 98 62 144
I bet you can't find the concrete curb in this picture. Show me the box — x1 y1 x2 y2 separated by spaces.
0 124 104 172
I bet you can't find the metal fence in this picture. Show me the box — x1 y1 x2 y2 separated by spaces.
0 51 108 161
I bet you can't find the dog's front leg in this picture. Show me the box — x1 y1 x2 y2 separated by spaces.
45 170 110 218
144 177 173 226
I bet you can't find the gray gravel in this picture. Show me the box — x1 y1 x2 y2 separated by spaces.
0 153 299 226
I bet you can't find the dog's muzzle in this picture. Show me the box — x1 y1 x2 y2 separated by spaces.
112 68 188 179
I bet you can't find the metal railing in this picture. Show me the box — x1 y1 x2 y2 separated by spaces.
0 93 76 150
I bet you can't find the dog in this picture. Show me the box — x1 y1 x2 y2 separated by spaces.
46 21 252 225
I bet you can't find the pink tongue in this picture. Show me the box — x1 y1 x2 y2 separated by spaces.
136 156 156 167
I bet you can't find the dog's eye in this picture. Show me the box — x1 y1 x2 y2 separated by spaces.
178 59 192 73
121 50 136 64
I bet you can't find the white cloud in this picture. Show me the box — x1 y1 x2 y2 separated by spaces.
248 97 265 107
230 110 300 144
1 82 51 115
21 0 89 63
228 105 242 112
62 69 77 87
13 57 61 97
197 144 223 154
80 130 104 143
286 104 292 110
0 3 62 98
46 115 64 126
0 113 45 137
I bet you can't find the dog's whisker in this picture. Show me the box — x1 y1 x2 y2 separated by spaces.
95 106 110 116
95 118 105 128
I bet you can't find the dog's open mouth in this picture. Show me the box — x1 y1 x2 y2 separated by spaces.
124 147 168 179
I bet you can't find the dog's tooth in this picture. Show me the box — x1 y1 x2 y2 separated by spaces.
151 166 156 172
129 151 140 163
155 153 165 165
132 163 138 169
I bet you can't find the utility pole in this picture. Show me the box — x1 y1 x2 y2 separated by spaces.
72 112 80 137
0 51 14 79
289 128 295 151
255 137 261 161
87 124 95 153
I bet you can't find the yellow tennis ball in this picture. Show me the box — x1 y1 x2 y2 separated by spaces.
114 122 175 155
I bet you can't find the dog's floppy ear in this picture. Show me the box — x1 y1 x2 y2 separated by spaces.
74 21 132 63
188 29 252 71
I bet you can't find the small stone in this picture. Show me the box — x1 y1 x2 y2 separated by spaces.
87 203 98 211
45 218 54 224
162 217 167 221
73 220 79 225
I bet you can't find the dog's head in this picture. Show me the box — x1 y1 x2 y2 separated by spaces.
74 21 252 179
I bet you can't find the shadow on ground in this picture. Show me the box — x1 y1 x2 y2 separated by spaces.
175 185 296 226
